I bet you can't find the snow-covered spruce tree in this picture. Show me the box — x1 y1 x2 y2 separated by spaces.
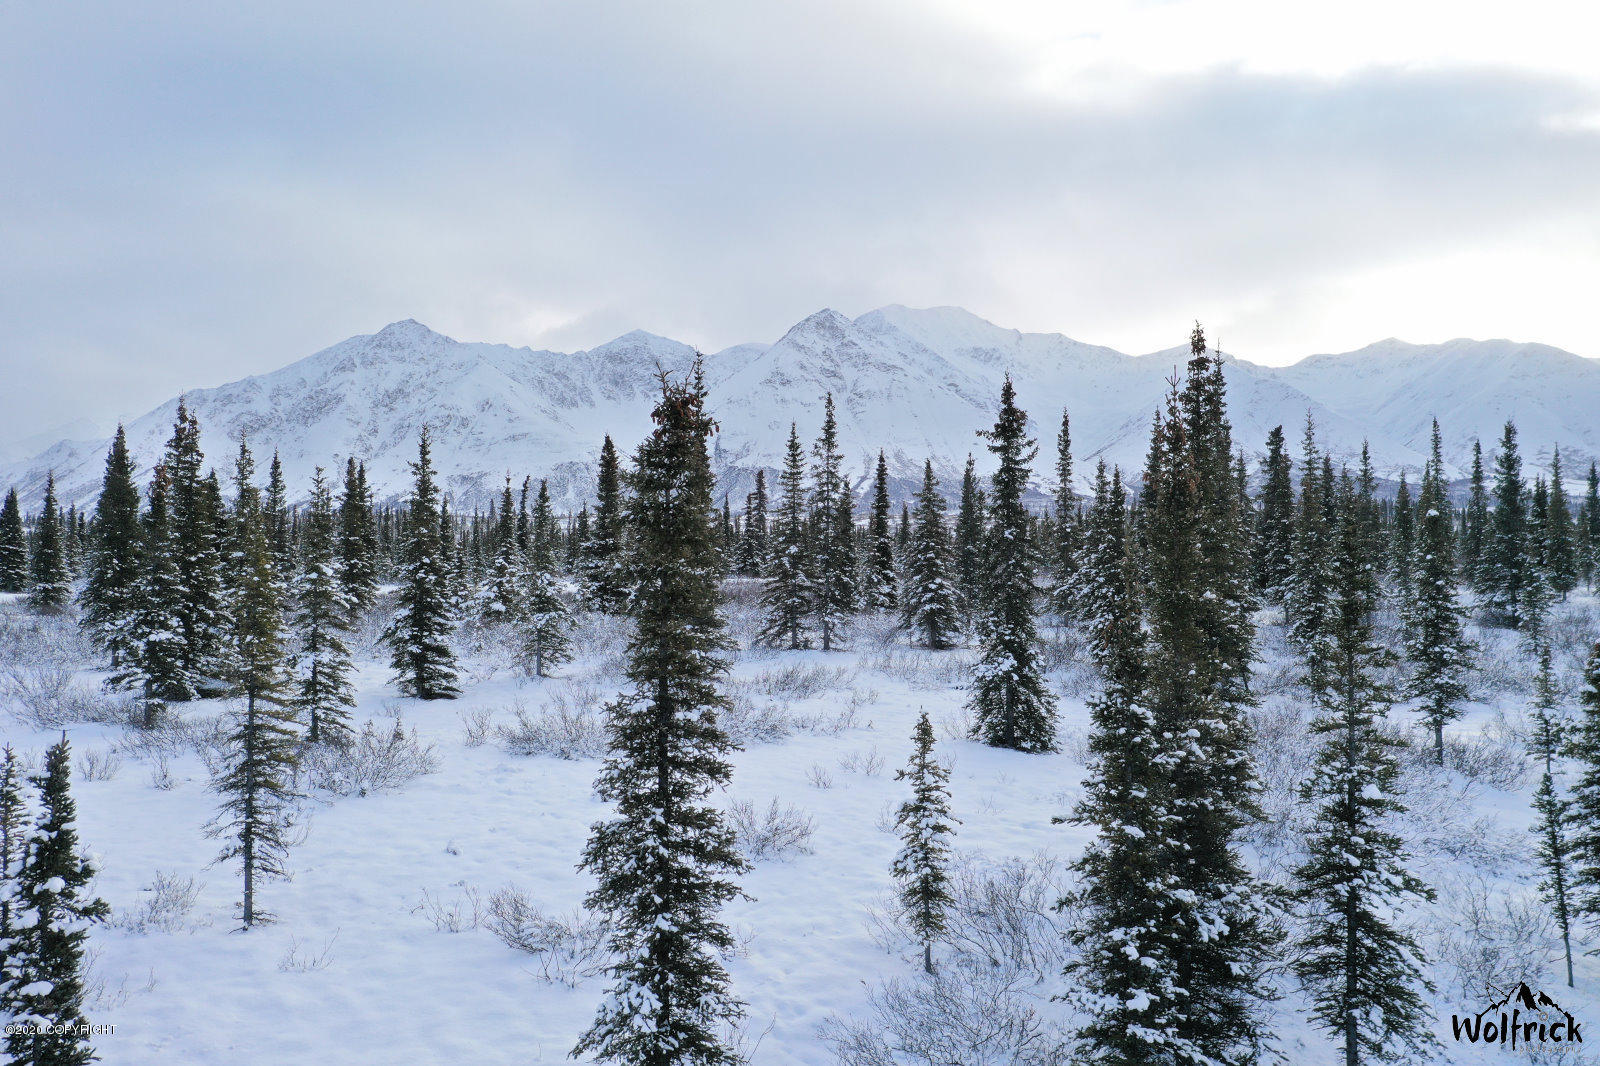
27 473 72 614
1293 471 1434 1066
0 488 26 593
1582 461 1599 590
264 450 295 587
164 401 230 686
1139 363 1274 1063
6 736 109 1066
1479 420 1531 626
952 455 987 623
575 367 747 1065
294 468 355 745
736 469 768 578
581 434 630 613
892 710 957 975
335 457 380 623
757 424 815 650
1390 472 1415 602
1056 444 1189 1064
110 463 194 723
1287 420 1336 691
383 428 460 700
1528 660 1577 989
520 479 571 678
863 451 898 611
1546 446 1578 599
900 461 960 650
810 394 854 650
1048 407 1080 622
477 476 524 624
79 426 144 667
0 745 30 1026
1565 642 1600 926
1403 420 1472 765
208 463 300 929
968 376 1056 752
1254 424 1296 603
1462 440 1490 588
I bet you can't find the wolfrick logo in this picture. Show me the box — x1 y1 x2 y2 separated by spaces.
1450 982 1582 1048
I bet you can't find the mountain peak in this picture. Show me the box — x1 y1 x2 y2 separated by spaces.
372 319 450 345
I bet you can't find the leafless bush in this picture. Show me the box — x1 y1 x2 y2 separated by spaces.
728 798 815 861
303 718 439 796
458 708 496 747
278 931 338 973
750 662 856 701
4 664 135 729
791 706 863 736
1427 879 1566 1002
412 886 483 933
862 649 974 690
75 747 122 782
720 685 795 745
496 693 608 760
148 757 176 790
482 886 612 987
114 871 203 934
838 747 886 777
1437 735 1530 791
807 764 835 790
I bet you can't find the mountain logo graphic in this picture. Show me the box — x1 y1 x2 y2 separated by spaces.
1450 982 1582 1047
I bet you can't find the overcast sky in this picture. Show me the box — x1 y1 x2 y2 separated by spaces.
3 0 1599 442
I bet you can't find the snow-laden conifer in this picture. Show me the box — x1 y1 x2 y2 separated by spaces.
892 711 956 975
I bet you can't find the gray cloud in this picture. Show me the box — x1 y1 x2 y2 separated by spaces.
2 2 1598 440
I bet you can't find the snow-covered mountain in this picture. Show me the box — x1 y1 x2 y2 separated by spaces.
6 307 1598 511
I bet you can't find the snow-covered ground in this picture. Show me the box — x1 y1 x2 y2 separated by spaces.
1 587 1595 1064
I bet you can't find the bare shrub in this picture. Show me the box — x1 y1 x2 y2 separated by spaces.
728 798 815 861
791 706 862 736
752 662 856 700
807 764 835 790
458 708 496 748
483 886 612 987
496 692 608 760
75 747 122 782
114 871 203 934
303 718 439 797
1427 879 1566 1001
838 747 885 777
5 664 135 729
412 886 483 933
720 685 795 746
862 649 974 690
148 757 176 791
278 931 338 973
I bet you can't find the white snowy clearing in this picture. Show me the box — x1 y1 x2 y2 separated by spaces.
0 584 1593 1064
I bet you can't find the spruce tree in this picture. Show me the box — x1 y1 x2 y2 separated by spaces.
0 489 26 594
209 454 299 928
1254 425 1295 602
1546 446 1578 599
294 468 356 745
1462 440 1490 587
1293 473 1434 1066
164 401 229 685
892 710 956 975
335 458 380 622
383 429 459 699
6 736 109 1066
1565 642 1600 925
900 462 960 650
477 476 524 623
1390 472 1415 600
863 451 897 611
575 368 746 1065
1048 408 1080 621
736 469 768 578
968 376 1056 752
79 427 144 668
1582 461 1600 591
520 480 571 678
1403 421 1472 764
952 455 986 623
1287 419 1336 691
581 435 630 613
264 450 294 586
0 745 30 1028
1529 651 1577 988
1479 421 1531 626
27 473 72 614
114 464 194 720
810 394 854 650
757 425 814 650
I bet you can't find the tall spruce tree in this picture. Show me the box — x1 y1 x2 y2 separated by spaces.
1390 472 1415 600
1546 446 1578 599
383 429 459 699
478 476 524 623
736 469 768 578
0 746 30 1030
900 461 959 650
114 464 193 721
164 401 229 685
1582 461 1600 590
1565 642 1600 926
264 450 294 586
1293 473 1434 1066
80 427 144 667
27 473 71 614
1529 650 1577 989
952 455 986 622
575 368 746 1065
1462 440 1490 587
0 488 26 593
294 468 356 745
757 425 814 650
1479 421 1531 626
1287 419 1336 691
1048 408 1080 621
864 451 897 611
208 454 299 928
1254 424 1296 602
968 376 1056 752
892 710 957 975
335 458 380 622
520 479 571 678
582 434 630 613
810 394 854 650
6 736 109 1066
1404 421 1472 764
